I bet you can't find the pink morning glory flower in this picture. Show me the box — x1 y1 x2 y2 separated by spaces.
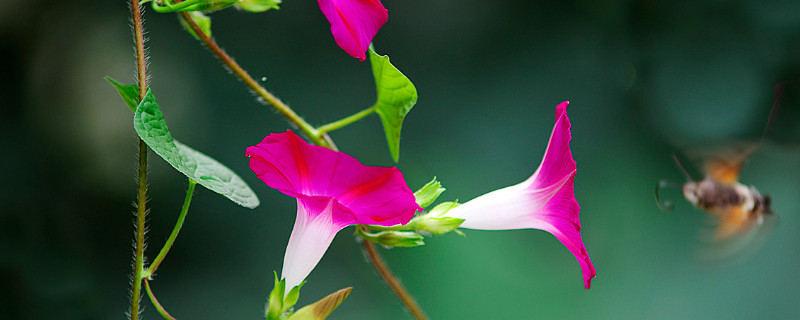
246 130 421 291
444 101 596 289
317 0 388 61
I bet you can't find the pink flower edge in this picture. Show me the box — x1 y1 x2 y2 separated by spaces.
317 0 388 61
445 101 596 289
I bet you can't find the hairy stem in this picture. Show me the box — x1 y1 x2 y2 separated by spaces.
178 12 336 150
129 1 149 319
359 226 428 320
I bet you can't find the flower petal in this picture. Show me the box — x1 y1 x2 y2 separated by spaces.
532 175 596 289
282 198 351 291
246 130 420 225
527 101 576 190
317 0 388 61
444 102 595 289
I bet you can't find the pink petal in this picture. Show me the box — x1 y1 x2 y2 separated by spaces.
533 176 596 289
282 198 351 291
245 130 420 226
527 101 576 190
445 102 596 289
317 0 388 61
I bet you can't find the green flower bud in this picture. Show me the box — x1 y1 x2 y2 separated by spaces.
415 216 464 235
361 230 424 248
288 287 352 320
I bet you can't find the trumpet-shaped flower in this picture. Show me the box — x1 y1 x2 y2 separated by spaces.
246 130 421 291
317 0 388 61
444 101 596 289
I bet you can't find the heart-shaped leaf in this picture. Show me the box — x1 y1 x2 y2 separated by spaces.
369 48 417 162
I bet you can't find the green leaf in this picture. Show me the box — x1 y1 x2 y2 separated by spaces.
413 177 446 208
369 48 418 162
289 287 352 320
133 89 260 208
236 0 281 12
180 11 211 40
105 76 140 112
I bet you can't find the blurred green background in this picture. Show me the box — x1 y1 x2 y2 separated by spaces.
2 0 800 319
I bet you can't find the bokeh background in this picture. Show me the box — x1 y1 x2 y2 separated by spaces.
3 0 800 319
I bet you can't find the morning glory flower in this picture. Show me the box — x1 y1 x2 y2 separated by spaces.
317 0 388 61
444 101 596 289
246 130 421 291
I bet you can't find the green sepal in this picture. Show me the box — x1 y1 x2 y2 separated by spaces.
413 177 446 208
133 88 260 208
359 229 425 248
266 272 286 320
426 201 460 217
406 201 463 235
105 77 140 112
235 0 281 12
266 272 305 320
284 282 303 312
288 287 352 320
368 47 418 162
414 216 464 235
180 11 212 40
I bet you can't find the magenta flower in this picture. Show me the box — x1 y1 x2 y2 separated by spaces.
444 102 596 289
246 130 421 290
317 0 388 61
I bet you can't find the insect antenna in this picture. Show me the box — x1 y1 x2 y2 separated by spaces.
672 153 694 182
760 82 784 143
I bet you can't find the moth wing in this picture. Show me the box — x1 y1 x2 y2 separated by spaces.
699 143 758 184
695 208 776 262
713 206 752 241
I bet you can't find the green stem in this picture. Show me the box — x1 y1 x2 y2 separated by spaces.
359 226 429 320
146 179 197 277
316 105 377 135
144 279 177 320
129 0 149 318
177 12 336 150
